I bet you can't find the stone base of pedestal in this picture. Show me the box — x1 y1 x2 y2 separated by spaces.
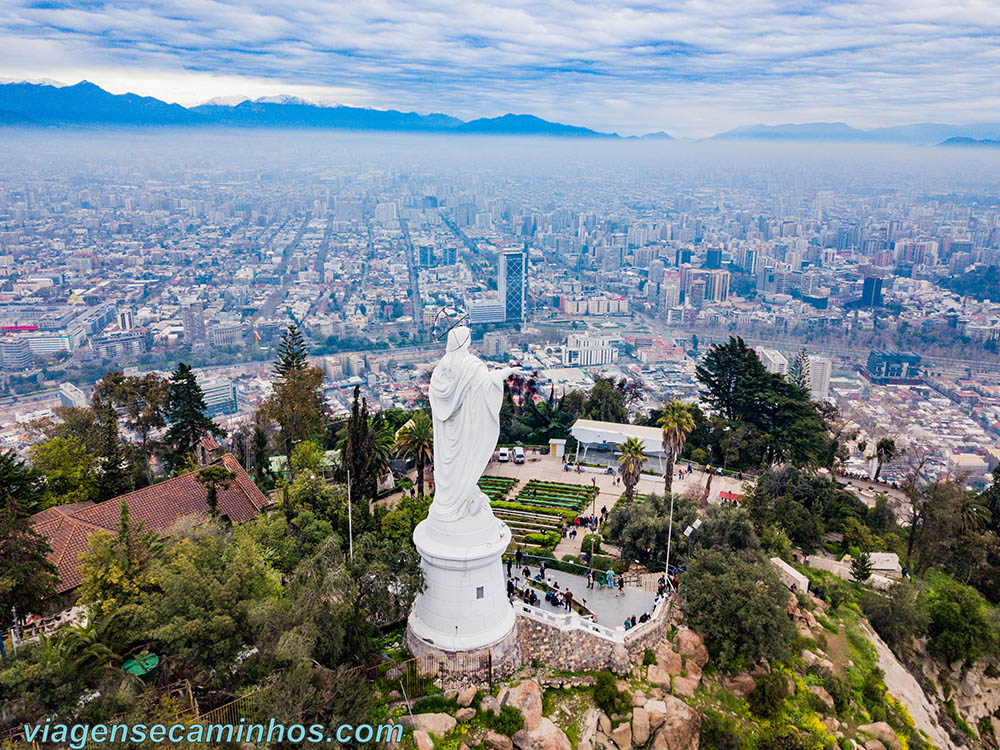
404 618 522 684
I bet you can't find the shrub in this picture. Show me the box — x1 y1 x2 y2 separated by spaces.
699 709 744 750
643 649 656 666
747 671 788 719
686 550 796 669
757 730 812 750
482 705 525 737
825 579 854 610
922 573 997 665
412 694 457 713
822 673 851 714
861 582 927 655
581 533 603 554
861 668 888 721
593 671 631 717
523 531 559 548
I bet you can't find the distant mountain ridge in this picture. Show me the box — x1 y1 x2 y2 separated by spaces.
937 136 1000 147
2 80 1000 143
711 121 1000 143
0 80 619 137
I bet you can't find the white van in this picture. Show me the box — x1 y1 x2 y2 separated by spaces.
497 447 510 462
513 446 526 464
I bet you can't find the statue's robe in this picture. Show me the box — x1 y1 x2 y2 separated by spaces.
428 348 503 522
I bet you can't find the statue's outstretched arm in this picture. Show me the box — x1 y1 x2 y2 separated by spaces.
490 366 520 385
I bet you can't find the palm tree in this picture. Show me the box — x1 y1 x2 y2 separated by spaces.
369 413 395 478
395 411 434 497
618 436 647 504
957 494 989 534
658 401 695 496
874 438 896 480
40 613 121 675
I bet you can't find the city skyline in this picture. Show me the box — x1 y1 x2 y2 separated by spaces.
2 0 1000 137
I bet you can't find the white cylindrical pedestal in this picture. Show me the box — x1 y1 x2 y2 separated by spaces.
407 496 515 652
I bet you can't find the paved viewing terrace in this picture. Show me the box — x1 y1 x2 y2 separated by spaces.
508 562 657 629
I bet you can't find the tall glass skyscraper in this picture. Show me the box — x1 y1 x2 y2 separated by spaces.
499 250 526 326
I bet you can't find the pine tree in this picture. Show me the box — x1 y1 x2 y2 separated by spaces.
95 406 133 501
790 348 811 390
273 324 309 378
851 549 873 582
164 363 225 473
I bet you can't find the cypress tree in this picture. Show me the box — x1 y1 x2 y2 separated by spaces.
164 363 225 473
95 406 133 501
343 386 374 528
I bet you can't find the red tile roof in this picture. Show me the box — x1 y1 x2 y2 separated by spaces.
31 454 273 595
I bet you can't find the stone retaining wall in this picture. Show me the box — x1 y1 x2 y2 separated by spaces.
404 621 522 686
516 596 674 676
407 596 675 682
517 614 632 674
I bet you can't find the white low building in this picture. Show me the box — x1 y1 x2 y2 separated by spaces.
770 557 809 593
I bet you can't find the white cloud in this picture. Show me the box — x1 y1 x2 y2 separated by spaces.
1 0 999 136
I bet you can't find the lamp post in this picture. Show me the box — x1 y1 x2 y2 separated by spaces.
682 518 702 615
665 490 675 591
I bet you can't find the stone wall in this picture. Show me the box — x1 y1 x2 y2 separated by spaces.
622 599 674 660
516 597 675 676
405 621 522 686
517 614 632 674
407 597 676 682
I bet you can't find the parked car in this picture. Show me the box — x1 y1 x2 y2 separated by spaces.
497 447 510 462
512 446 526 464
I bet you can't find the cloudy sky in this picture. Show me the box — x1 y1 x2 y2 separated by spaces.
3 0 1000 137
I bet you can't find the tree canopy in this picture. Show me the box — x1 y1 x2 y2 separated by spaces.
695 337 835 468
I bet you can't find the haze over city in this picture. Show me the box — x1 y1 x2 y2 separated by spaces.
3 4 1000 750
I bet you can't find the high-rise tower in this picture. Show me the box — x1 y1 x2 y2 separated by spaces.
498 250 526 326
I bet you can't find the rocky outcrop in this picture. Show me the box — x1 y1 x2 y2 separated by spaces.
651 695 700 750
457 686 477 707
631 708 650 746
808 685 835 713
721 672 755 699
414 730 435 750
857 722 900 750
481 730 514 750
512 717 572 750
644 699 667 732
400 713 458 736
655 642 684 675
611 722 632 750
675 629 709 669
506 680 544 731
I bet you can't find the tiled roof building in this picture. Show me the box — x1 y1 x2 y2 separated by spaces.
31 454 272 595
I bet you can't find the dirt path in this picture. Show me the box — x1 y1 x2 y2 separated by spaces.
858 621 955 750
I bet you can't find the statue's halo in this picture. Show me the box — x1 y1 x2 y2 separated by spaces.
446 325 471 352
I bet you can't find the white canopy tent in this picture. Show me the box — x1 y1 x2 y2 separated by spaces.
569 418 665 470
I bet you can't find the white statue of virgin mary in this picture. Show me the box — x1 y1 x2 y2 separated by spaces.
428 325 517 524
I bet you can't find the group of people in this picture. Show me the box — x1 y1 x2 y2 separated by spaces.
622 612 650 630
571 505 608 532
506 577 540 606
585 567 626 596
